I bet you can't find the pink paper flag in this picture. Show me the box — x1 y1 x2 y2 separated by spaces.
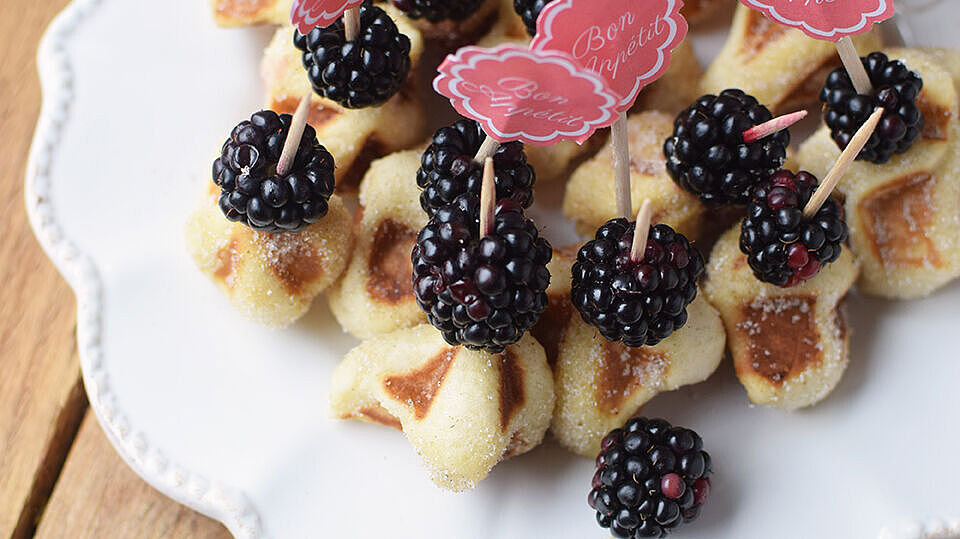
737 0 894 41
530 0 689 112
434 44 622 146
290 0 364 35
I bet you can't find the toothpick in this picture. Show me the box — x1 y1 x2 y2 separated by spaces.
474 135 501 163
835 37 874 95
612 112 632 219
629 200 653 263
479 157 496 237
344 6 361 41
276 94 312 177
742 110 808 143
803 107 883 218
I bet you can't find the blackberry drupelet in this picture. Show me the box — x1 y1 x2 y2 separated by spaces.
417 119 535 216
293 3 411 109
820 51 924 164
739 170 848 287
664 89 790 206
571 220 704 347
213 110 335 233
390 0 483 22
411 194 552 353
589 417 712 538
513 0 554 36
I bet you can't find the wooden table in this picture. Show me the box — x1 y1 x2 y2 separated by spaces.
0 1 230 537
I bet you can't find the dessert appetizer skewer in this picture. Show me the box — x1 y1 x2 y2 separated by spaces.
794 47 960 299
187 103 354 326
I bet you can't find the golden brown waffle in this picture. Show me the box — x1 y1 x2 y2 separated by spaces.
529 244 579 369
330 324 554 490
563 111 707 239
327 150 428 338
210 0 289 27
704 225 859 410
260 9 428 192
792 48 960 299
186 187 354 327
551 295 725 457
700 4 883 113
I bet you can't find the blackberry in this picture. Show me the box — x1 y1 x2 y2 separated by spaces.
390 0 483 22
571 220 704 347
293 3 411 109
417 119 535 216
820 51 924 164
213 110 335 233
411 194 552 353
664 89 789 206
513 0 555 36
589 417 712 538
739 170 848 287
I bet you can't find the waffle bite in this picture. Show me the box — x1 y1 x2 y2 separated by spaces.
704 225 859 410
327 150 427 338
792 48 960 299
210 0 289 27
564 111 707 239
528 244 579 368
700 4 883 113
330 324 554 491
261 9 427 191
186 186 354 326
551 295 725 457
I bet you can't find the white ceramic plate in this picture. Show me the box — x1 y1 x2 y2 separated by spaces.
26 1 960 537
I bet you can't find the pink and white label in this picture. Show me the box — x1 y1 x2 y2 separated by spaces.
290 0 364 35
434 44 621 146
738 0 893 41
530 0 688 112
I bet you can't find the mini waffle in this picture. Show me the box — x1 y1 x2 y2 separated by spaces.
327 150 428 338
330 324 554 491
704 224 859 410
563 111 707 239
792 48 960 299
210 0 289 27
528 244 579 368
700 4 883 113
186 186 354 326
261 10 427 192
551 295 725 458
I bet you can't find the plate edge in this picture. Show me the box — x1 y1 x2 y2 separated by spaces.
22 1 264 537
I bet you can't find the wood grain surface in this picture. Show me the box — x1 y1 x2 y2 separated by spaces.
0 1 229 537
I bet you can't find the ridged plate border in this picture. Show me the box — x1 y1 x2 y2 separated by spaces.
21 1 960 538
24 0 262 536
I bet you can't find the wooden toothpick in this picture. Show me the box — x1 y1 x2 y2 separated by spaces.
612 112 632 219
276 94 312 177
742 110 808 143
803 107 883 218
629 200 653 263
344 7 361 41
474 136 501 163
479 157 496 237
835 37 874 95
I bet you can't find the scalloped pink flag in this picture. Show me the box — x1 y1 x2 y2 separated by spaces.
290 0 364 34
434 44 621 146
530 0 688 112
737 0 894 41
